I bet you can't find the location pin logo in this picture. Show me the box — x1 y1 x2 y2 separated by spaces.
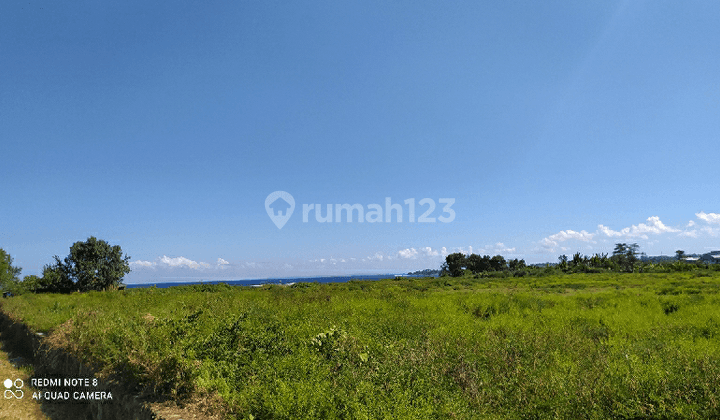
265 191 295 229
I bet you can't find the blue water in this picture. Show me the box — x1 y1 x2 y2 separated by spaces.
126 274 433 289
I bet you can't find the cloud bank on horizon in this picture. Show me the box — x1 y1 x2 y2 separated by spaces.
127 211 720 283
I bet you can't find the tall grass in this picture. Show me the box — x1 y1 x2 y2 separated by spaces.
2 273 720 419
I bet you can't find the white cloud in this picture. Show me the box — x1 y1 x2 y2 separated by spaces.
597 216 678 239
131 255 233 271
697 212 720 225
491 242 516 254
396 246 447 260
398 248 419 259
159 255 204 269
130 260 156 268
540 216 676 253
537 212 720 255
597 225 623 237
395 247 441 259
367 253 384 261
420 247 439 257
541 230 595 249
633 216 679 235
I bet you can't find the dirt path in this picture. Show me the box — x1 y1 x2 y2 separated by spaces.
0 349 48 420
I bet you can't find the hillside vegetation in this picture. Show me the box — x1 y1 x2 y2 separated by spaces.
2 272 720 419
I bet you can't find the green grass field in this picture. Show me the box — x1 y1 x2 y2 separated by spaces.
2 272 720 419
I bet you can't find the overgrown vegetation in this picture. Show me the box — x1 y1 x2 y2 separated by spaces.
3 272 720 419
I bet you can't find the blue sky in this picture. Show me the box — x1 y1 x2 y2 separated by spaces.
2 1 719 283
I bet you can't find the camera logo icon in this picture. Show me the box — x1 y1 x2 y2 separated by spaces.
3 378 24 399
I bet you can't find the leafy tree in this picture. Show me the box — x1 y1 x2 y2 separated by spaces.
444 253 467 277
489 255 507 272
612 243 639 272
612 243 628 258
29 262 75 293
627 244 640 271
676 250 686 261
481 255 492 271
0 248 23 294
508 258 526 271
0 248 21 281
567 252 593 272
466 254 491 274
57 237 131 292
439 261 450 277
466 254 480 274
20 275 40 292
586 253 610 270
571 252 583 268
558 254 568 272
628 243 640 258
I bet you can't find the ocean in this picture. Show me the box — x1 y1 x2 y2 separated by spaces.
125 274 434 289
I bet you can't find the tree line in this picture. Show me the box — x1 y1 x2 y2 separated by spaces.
0 237 130 295
440 243 720 278
441 253 526 277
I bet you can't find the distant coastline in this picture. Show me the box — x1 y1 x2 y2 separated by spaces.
125 273 434 289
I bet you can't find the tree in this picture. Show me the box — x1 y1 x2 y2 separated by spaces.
612 243 639 272
612 243 628 259
589 253 609 269
489 255 507 271
0 248 23 294
58 237 131 292
29 262 75 293
570 252 583 267
628 243 640 258
508 258 526 271
445 253 467 277
21 275 41 291
466 254 491 274
558 254 568 271
676 250 686 261
439 261 450 277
